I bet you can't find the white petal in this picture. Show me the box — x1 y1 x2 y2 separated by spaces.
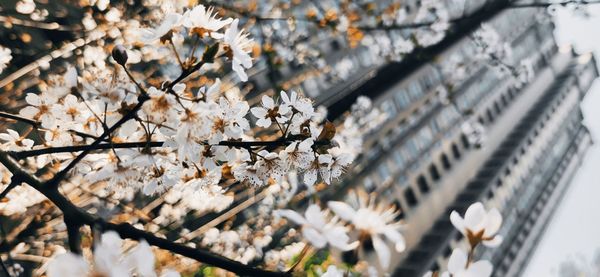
383 227 406 252
302 227 327 248
274 209 308 225
304 204 326 227
450 211 466 234
303 170 317 186
261 95 274 109
327 201 356 221
464 202 486 231
467 260 493 277
255 118 272 128
447 248 468 274
483 208 502 237
25 93 40 105
482 235 503 248
372 235 391 269
250 107 267 118
47 253 89 277
324 226 358 251
125 240 156 277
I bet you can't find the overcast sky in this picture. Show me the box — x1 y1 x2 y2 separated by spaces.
522 5 600 276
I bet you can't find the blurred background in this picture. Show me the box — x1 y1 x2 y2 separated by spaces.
0 0 598 276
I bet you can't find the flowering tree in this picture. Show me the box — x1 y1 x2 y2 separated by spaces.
0 0 594 276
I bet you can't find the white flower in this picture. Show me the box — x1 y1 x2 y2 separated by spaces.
182 5 232 39
250 95 291 128
232 162 263 187
303 154 332 186
0 46 12 73
450 202 503 248
15 0 35 14
279 138 315 169
255 150 286 182
47 252 89 277
280 90 314 116
275 204 358 251
326 148 353 183
0 129 34 151
140 12 183 44
19 93 58 128
447 248 493 277
141 86 178 124
211 97 250 139
223 19 253 82
322 265 344 277
328 190 406 269
47 231 180 277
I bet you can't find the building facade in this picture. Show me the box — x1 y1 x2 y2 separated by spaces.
312 4 597 277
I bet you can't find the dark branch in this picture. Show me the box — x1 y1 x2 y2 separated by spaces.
65 219 82 255
0 151 289 276
510 0 600 8
0 111 38 127
10 137 331 159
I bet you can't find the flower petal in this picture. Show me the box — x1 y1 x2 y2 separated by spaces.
450 211 466 234
447 248 468 274
304 204 326 228
464 202 485 231
274 209 308 225
483 208 502 237
327 201 356 221
482 235 503 248
383 227 406 252
372 235 391 269
302 227 327 248
47 253 89 277
467 260 493 277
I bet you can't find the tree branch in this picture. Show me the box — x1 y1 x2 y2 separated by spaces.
10 137 331 159
65 219 82 255
0 112 39 127
0 151 289 276
510 0 600 8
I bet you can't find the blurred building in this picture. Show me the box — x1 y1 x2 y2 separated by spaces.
306 3 598 277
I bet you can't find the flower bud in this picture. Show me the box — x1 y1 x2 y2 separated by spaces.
112 45 128 66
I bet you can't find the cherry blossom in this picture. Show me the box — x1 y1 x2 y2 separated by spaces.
250 95 291 128
275 204 358 251
446 248 493 277
223 19 254 81
328 190 406 269
139 12 183 44
0 46 11 73
450 202 503 248
0 129 34 151
182 5 233 39
47 231 180 277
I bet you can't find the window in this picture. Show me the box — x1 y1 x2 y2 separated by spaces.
381 100 397 117
392 150 406 169
461 134 470 148
441 153 451 170
377 164 391 182
486 109 494 122
417 175 429 193
405 187 418 207
394 90 411 108
429 164 441 181
452 143 461 159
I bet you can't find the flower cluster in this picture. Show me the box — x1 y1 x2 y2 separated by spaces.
425 202 503 277
47 231 178 277
275 189 405 272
